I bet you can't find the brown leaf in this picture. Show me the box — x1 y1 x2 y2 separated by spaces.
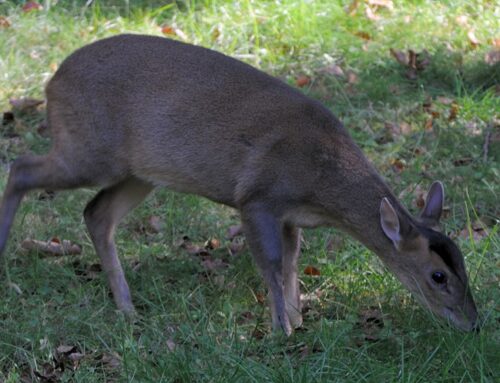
161 25 175 35
9 97 44 113
485 49 500 65
295 75 311 87
390 48 409 66
391 158 405 173
22 238 82 256
467 30 480 47
304 265 321 276
424 117 433 131
22 1 42 12
204 238 220 250
345 0 360 15
211 27 221 41
354 31 371 40
448 102 459 121
0 16 11 28
255 291 266 304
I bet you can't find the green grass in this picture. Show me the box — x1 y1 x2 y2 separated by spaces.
0 0 499 381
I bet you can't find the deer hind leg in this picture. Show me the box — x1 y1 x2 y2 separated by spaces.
83 177 153 314
0 154 89 256
241 203 292 335
282 224 303 329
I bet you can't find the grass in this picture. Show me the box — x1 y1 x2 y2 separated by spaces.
0 0 499 381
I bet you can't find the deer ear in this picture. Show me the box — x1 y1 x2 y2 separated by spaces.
380 198 402 249
420 181 444 226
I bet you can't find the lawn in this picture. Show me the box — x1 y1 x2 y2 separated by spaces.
0 0 499 382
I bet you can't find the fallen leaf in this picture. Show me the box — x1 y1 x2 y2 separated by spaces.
485 49 500 65
424 117 433 131
211 27 220 41
147 215 163 233
22 238 82 256
391 158 405 173
228 236 245 255
0 16 10 28
399 121 412 135
295 75 311 87
166 338 176 352
354 31 371 40
390 48 408 66
237 311 255 324
227 224 243 239
457 227 488 242
56 345 77 354
255 291 266 304
365 6 381 21
412 184 426 209
161 25 175 35
436 96 454 105
346 70 358 84
201 257 228 272
367 0 393 10
321 64 345 77
176 236 209 256
34 362 61 382
448 102 459 121
204 238 220 250
467 30 480 47
304 265 321 276
22 1 42 12
9 97 44 113
97 352 121 372
345 0 360 15
456 15 468 27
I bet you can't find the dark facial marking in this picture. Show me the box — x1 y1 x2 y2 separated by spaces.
419 226 466 282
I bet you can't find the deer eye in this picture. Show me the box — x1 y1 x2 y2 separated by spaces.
432 271 446 284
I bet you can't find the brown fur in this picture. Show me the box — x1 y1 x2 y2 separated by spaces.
0 35 478 333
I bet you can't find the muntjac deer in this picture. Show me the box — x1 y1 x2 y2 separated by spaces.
0 34 478 334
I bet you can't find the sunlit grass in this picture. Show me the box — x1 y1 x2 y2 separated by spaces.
0 0 498 381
